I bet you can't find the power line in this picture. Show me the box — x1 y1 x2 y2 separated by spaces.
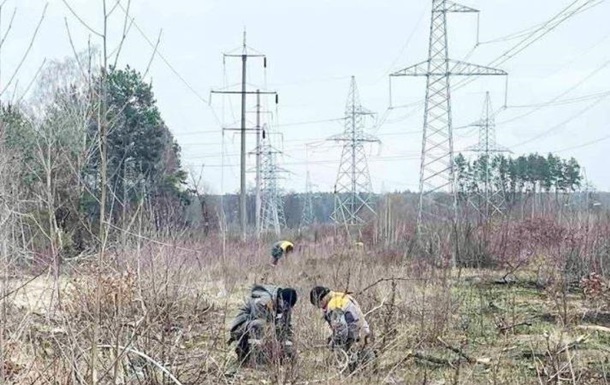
498 58 610 125
477 0 602 45
180 127 424 150
554 132 610 153
374 7 428 82
266 74 351 88
506 89 610 109
490 0 601 66
452 0 604 95
184 154 420 168
510 90 610 148
117 3 210 105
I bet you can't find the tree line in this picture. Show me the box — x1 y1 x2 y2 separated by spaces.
455 153 582 204
0 53 187 257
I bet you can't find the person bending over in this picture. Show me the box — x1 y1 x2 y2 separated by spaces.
228 284 298 365
271 240 294 266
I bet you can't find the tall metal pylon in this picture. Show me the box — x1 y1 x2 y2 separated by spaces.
248 90 278 238
260 125 287 236
466 92 511 219
211 31 277 240
329 76 380 226
390 0 507 226
301 170 315 227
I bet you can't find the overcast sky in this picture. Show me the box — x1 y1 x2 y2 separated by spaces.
5 0 610 194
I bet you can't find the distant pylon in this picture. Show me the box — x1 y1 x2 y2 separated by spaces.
260 125 287 235
466 92 511 218
390 0 507 227
301 170 315 227
328 76 380 226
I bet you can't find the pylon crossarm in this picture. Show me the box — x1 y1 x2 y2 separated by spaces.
357 106 377 116
394 60 507 77
390 60 430 77
330 134 356 140
441 1 479 13
466 146 512 154
361 132 381 143
494 144 513 153
448 60 507 76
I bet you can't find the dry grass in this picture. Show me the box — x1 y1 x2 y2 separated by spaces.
1 232 609 384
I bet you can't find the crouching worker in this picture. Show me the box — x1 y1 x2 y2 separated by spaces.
271 240 294 266
228 285 298 366
309 286 375 372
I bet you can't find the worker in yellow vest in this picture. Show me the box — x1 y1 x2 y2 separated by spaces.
309 286 371 349
309 286 374 372
271 240 294 266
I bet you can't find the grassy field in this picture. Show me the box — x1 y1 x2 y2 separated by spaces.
2 231 609 385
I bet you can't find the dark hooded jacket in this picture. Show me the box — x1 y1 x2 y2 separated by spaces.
229 285 294 344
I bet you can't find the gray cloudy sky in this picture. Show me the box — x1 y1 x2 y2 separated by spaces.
5 0 610 194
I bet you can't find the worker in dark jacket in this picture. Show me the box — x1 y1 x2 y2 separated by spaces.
271 240 294 266
228 285 298 365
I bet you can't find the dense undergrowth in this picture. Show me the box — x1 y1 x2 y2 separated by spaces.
1 216 610 384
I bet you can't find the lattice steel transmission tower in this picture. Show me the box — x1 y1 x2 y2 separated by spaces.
301 171 315 227
260 125 287 235
390 0 507 225
329 76 380 226
466 92 511 219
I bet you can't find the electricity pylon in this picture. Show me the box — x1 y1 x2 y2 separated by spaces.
329 76 380 227
211 31 276 240
390 0 507 226
260 125 287 236
466 92 511 219
301 170 315 227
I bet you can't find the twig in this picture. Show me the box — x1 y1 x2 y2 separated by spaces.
0 3 48 97
0 268 49 301
61 0 102 37
143 29 162 77
112 0 131 68
357 277 421 295
64 17 89 82
411 351 457 367
16 58 47 103
499 260 526 283
437 337 475 364
0 6 17 49
498 320 533 334
556 335 587 355
364 298 386 318
93 345 183 385
114 1 210 105
576 324 610 333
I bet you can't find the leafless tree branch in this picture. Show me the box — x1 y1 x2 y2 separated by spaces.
16 58 47 104
0 6 17 49
0 2 48 98
112 0 131 68
61 0 102 37
143 29 162 77
64 18 89 82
